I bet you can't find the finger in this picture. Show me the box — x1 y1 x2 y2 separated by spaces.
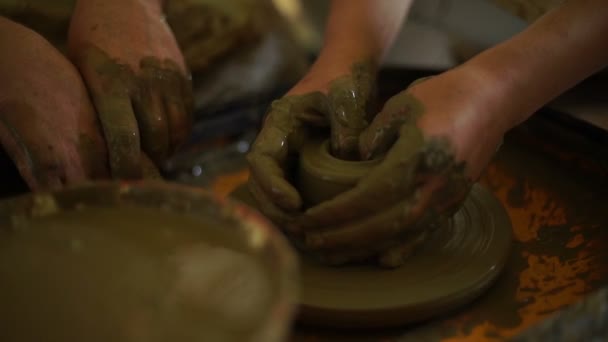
0 118 66 190
247 177 295 230
289 92 329 125
359 91 425 160
304 177 441 251
378 230 428 268
327 78 368 160
94 94 142 179
140 152 162 179
327 62 376 160
77 47 141 179
247 95 324 211
160 59 193 152
132 76 169 165
297 125 425 229
247 148 301 211
163 83 190 152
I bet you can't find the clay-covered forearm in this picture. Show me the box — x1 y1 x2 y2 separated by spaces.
468 0 608 130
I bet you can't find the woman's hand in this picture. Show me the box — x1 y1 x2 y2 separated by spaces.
68 0 193 178
0 18 108 190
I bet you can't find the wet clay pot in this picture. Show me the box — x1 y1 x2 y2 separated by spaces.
297 139 382 207
0 181 298 342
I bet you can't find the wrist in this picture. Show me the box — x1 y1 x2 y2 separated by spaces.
449 62 521 135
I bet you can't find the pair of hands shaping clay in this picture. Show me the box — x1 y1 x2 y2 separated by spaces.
0 0 192 190
245 65 473 268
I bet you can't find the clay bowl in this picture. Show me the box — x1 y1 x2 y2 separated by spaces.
0 181 298 342
297 139 382 206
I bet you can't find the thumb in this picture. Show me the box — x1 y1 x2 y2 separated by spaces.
327 62 377 160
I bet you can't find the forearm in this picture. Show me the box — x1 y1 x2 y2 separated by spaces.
469 0 608 130
293 0 412 93
321 0 411 64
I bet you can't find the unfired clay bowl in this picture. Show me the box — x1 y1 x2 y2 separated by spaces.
297 139 382 206
0 181 298 342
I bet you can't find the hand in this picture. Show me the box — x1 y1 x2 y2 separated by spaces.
0 18 108 190
295 68 508 267
246 92 328 227
246 60 377 227
68 0 193 178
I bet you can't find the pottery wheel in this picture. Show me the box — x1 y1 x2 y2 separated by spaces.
231 183 512 328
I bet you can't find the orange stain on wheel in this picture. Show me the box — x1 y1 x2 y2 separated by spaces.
442 163 596 341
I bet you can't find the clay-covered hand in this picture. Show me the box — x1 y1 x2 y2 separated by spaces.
67 0 193 178
290 61 377 160
246 93 328 227
0 18 108 190
295 71 507 267
246 61 377 226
